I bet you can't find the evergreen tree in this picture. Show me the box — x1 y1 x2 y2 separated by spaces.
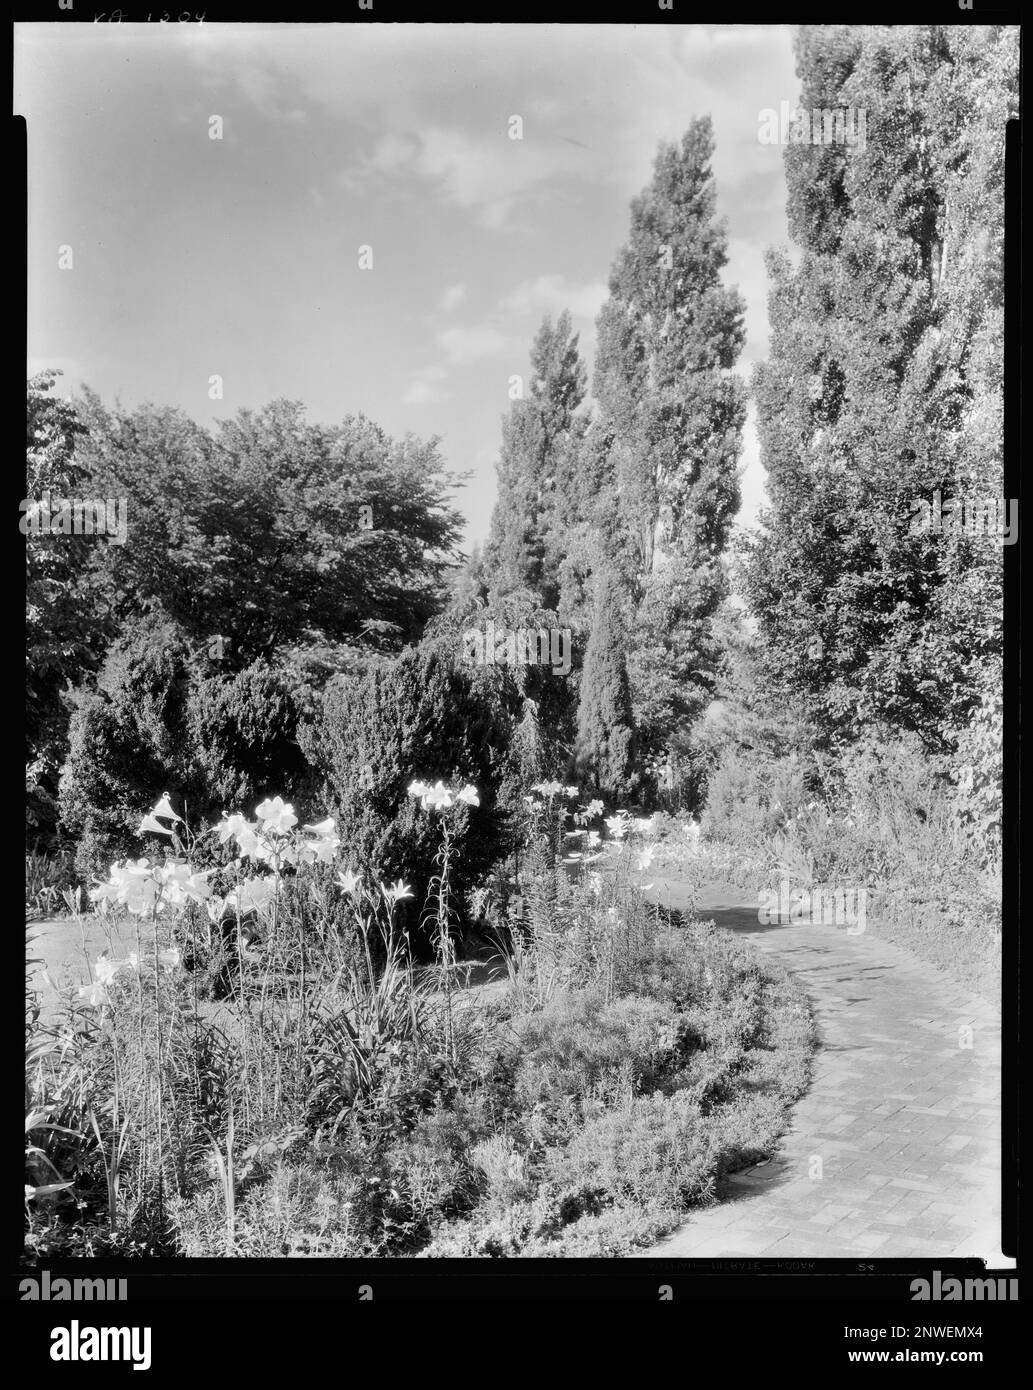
574 568 636 801
59 615 311 877
25 373 115 840
299 643 512 948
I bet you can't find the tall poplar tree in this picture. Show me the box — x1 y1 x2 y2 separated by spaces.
743 24 1018 754
590 116 747 788
484 312 587 610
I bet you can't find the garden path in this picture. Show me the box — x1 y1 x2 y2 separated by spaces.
27 876 1007 1263
27 915 144 1015
635 874 1006 1264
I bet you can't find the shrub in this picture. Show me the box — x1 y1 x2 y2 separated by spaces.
951 664 1003 866
299 643 514 948
59 618 311 881
59 618 198 879
553 1090 715 1211
470 1133 533 1210
188 662 311 812
171 1160 368 1258
702 746 809 849
814 734 998 997
514 991 683 1112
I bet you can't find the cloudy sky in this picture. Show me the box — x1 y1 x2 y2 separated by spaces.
18 23 800 548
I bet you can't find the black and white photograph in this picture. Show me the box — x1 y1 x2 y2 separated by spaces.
19 12 1019 1318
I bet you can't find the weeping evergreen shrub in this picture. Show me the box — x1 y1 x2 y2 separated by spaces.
189 662 311 812
60 617 309 880
60 618 199 879
298 641 515 949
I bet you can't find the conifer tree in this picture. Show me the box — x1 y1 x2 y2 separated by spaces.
25 373 114 839
574 567 636 801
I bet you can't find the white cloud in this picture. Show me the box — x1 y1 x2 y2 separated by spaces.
404 379 450 406
724 237 774 369
338 133 418 196
499 274 608 322
439 283 467 313
183 25 797 235
341 124 590 229
436 325 512 366
403 365 450 405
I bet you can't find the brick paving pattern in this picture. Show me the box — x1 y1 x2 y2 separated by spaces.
637 877 1004 1262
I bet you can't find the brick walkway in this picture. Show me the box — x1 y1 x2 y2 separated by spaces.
636 877 1005 1263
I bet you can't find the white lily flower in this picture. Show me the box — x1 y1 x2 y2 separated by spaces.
93 956 122 986
77 981 109 1008
138 813 174 836
254 797 298 835
381 879 414 905
303 817 336 837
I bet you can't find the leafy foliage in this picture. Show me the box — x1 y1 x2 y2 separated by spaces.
76 393 464 667
189 663 311 813
60 618 200 877
484 312 588 612
743 25 1016 754
590 117 747 771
